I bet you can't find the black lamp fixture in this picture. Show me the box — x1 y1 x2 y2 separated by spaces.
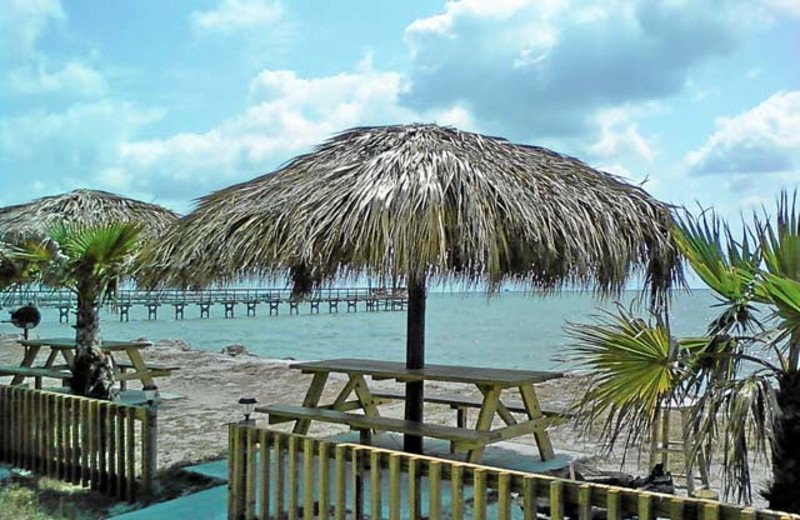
6 304 42 340
238 397 257 422
143 385 158 406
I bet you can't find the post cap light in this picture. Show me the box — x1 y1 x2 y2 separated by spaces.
143 385 158 406
238 397 257 421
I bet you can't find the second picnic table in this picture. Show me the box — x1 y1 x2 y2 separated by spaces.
5 338 173 390
259 358 563 464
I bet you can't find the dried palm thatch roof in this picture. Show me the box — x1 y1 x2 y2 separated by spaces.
0 189 179 242
152 124 681 295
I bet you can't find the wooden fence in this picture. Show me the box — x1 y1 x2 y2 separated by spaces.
228 423 800 520
0 385 156 502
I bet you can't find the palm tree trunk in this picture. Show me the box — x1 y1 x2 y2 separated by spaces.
766 345 800 513
71 285 116 400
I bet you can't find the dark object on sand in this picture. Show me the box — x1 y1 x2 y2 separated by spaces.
584 463 675 495
221 344 250 357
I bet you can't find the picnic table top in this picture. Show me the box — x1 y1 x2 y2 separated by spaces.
290 358 563 386
19 338 151 352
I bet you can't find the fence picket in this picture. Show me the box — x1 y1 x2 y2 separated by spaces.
334 445 346 520
550 480 564 520
389 453 401 520
260 429 271 520
75 397 84 485
303 438 314 520
578 483 592 520
288 435 299 520
319 442 329 519
408 457 419 520
245 428 257 519
451 464 464 520
670 497 686 519
350 448 360 520
429 460 442 520
474 468 487 520
125 407 135 500
498 472 511 520
274 434 284 517
116 407 126 499
371 451 382 520
227 423 238 520
607 488 622 520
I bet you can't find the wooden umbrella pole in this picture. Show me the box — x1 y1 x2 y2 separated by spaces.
404 277 426 453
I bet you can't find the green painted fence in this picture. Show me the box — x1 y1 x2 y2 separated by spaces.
0 385 156 502
228 423 800 520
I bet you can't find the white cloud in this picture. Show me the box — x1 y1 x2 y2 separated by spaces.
0 0 64 62
112 66 416 197
401 0 764 142
589 108 656 163
5 61 106 97
766 0 800 17
102 63 479 202
191 0 283 33
0 100 163 193
686 91 800 176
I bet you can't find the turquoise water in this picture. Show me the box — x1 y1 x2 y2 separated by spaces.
5 290 720 371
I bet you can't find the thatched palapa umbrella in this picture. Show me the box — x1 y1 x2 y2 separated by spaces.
153 124 681 451
0 189 179 399
0 188 178 242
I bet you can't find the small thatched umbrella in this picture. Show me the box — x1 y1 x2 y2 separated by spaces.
0 189 179 399
0 188 178 242
152 124 682 451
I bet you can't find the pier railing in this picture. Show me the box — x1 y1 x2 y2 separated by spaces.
228 424 799 520
1 286 407 309
0 385 156 502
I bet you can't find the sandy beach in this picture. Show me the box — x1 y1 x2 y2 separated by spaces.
0 335 774 507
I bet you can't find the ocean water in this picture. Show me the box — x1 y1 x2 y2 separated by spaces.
4 290 720 371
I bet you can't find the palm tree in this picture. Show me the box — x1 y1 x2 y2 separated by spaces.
675 193 800 512
1 223 143 399
566 191 800 513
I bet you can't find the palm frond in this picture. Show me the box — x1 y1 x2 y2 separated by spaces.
565 306 703 452
689 375 776 504
758 191 800 282
673 209 761 334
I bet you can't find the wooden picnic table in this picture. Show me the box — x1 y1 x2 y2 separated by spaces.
10 337 161 389
260 358 563 463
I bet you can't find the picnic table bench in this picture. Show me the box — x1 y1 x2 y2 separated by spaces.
262 404 499 453
370 390 572 428
4 338 173 391
259 358 564 463
115 362 180 390
0 365 72 390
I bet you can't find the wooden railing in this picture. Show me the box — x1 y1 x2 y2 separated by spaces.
0 385 156 502
228 424 800 520
0 287 407 309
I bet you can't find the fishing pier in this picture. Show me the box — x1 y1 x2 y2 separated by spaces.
1 287 407 323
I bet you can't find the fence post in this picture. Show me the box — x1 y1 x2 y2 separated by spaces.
142 405 158 502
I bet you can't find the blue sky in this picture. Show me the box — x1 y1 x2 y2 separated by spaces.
1 0 798 218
